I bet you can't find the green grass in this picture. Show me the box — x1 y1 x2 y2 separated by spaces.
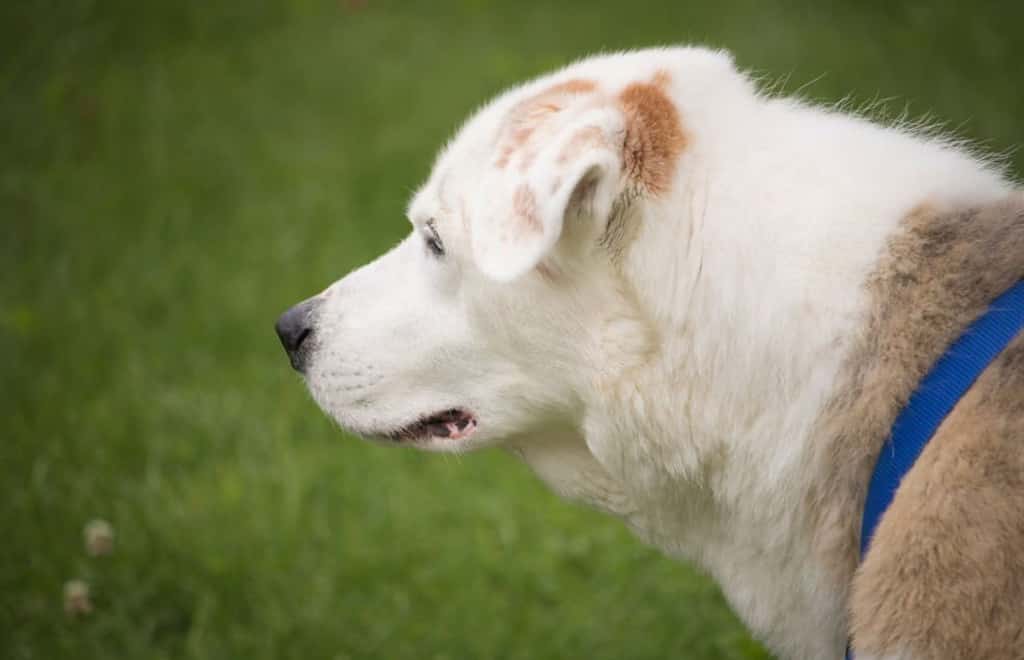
2 1 1021 658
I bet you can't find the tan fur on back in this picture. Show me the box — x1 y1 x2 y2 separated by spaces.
805 194 1024 652
851 331 1024 658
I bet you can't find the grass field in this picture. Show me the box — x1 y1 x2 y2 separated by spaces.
2 1 1022 658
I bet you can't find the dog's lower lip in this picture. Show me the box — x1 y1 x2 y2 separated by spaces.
385 408 477 442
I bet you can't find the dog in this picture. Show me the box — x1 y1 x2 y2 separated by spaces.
275 47 1024 659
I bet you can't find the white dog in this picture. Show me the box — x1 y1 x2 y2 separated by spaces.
276 47 1024 659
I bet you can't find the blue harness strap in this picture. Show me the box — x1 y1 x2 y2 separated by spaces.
846 279 1024 659
859 279 1024 557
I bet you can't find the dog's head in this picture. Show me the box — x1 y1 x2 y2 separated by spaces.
276 50 722 452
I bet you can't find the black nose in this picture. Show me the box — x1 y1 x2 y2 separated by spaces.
275 298 320 372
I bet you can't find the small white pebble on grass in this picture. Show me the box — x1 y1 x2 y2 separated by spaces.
83 519 115 557
63 579 93 617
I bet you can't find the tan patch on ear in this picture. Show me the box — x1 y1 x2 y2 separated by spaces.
557 125 610 166
651 68 672 89
617 76 687 195
494 79 597 170
512 184 541 236
802 192 1024 654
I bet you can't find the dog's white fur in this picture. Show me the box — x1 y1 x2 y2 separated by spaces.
300 48 1012 658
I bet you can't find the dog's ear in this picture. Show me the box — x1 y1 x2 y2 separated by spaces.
471 108 624 282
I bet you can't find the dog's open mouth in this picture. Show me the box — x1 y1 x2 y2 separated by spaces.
385 408 477 443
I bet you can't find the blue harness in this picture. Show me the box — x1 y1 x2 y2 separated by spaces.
847 279 1024 659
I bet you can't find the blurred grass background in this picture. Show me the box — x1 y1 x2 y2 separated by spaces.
2 1 1021 658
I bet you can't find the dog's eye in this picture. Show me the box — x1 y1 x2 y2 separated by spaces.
424 221 445 258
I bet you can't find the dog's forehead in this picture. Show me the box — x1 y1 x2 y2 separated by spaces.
406 122 500 231
406 165 467 234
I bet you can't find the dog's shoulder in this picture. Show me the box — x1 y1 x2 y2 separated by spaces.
842 195 1024 659
851 329 1024 659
